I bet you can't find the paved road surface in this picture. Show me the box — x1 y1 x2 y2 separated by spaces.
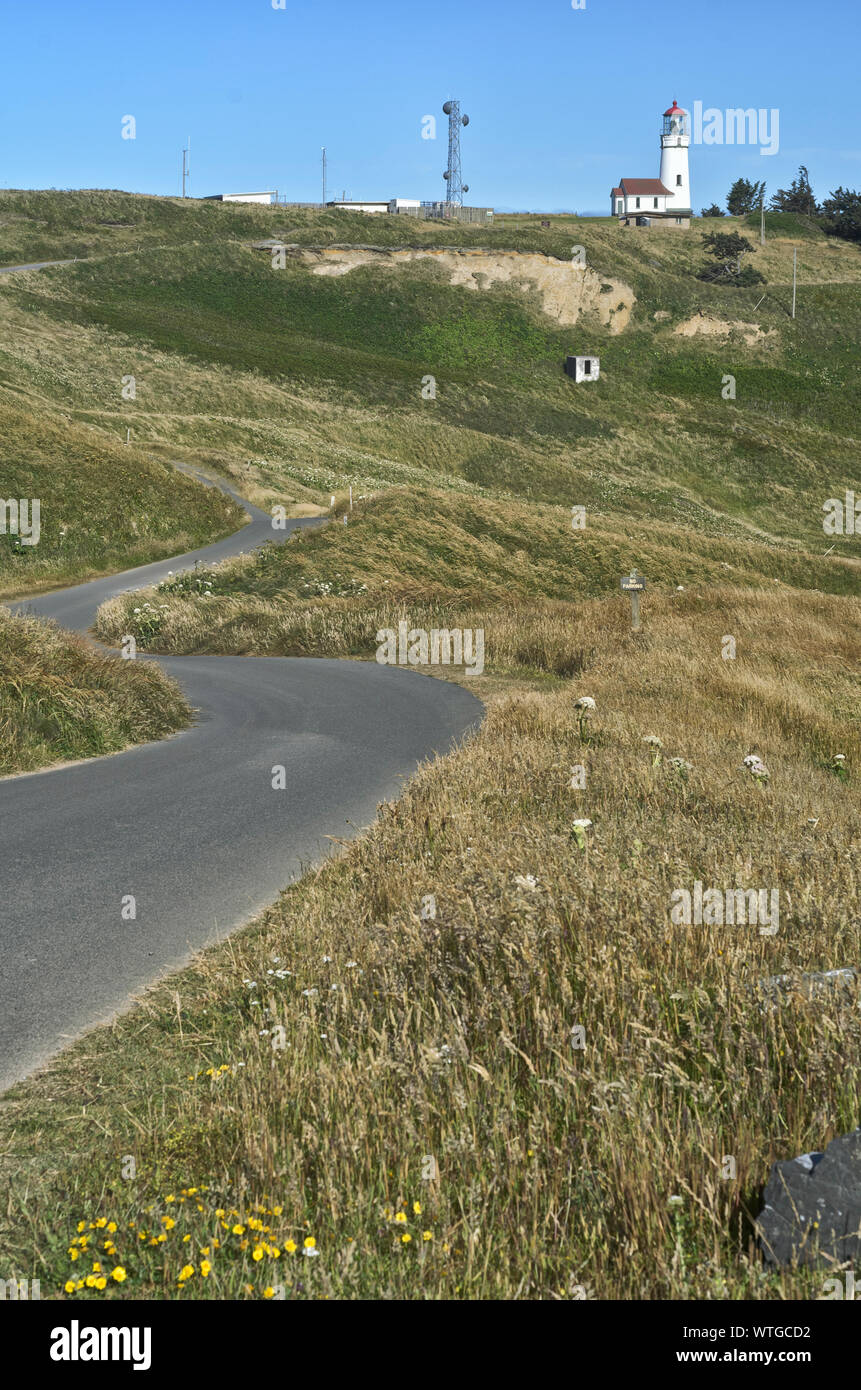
0 474 482 1091
0 260 76 275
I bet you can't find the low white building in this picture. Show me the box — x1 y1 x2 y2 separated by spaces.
204 191 275 205
326 198 422 215
327 200 390 215
565 355 600 383
611 178 672 220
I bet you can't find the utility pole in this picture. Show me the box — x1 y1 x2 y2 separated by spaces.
322 147 327 208
792 247 797 319
760 189 766 245
182 136 190 198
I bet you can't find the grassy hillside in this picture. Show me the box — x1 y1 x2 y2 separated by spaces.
0 395 245 596
94 487 858 662
0 191 859 1301
1 200 858 570
0 608 191 775
2 585 858 1298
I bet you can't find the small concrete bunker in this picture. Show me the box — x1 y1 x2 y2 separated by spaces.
564 355 600 383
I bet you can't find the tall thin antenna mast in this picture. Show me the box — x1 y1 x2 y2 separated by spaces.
322 147 327 208
442 100 470 213
182 136 190 198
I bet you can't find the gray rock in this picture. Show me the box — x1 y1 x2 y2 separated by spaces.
758 1128 861 1266
757 968 857 1010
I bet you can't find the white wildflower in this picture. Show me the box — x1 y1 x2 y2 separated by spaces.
572 818 593 849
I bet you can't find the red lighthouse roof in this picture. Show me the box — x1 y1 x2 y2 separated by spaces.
663 99 686 116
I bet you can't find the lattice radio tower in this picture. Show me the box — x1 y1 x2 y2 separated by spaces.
442 99 470 211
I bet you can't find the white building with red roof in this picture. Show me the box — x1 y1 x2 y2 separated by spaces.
611 100 692 227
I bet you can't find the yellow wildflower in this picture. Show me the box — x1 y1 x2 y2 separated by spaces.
111 1268 127 1283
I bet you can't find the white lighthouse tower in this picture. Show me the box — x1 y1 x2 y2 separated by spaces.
659 100 691 215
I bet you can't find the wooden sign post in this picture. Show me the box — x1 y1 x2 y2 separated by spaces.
620 569 646 631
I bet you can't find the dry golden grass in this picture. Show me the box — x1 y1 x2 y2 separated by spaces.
1 586 858 1299
0 608 191 775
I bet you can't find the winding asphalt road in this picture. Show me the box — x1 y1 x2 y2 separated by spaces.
0 260 76 275
0 473 482 1092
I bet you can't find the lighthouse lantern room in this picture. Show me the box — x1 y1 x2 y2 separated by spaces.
611 99 692 228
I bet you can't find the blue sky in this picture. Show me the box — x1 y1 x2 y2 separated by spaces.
2 0 858 212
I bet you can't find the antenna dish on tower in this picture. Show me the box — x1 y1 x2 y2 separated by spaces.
441 98 470 210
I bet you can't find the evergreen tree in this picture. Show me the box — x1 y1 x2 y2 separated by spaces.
726 178 766 216
701 203 725 217
820 187 861 244
770 165 819 215
697 231 765 285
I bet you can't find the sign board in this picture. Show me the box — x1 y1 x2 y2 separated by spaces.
620 570 646 631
